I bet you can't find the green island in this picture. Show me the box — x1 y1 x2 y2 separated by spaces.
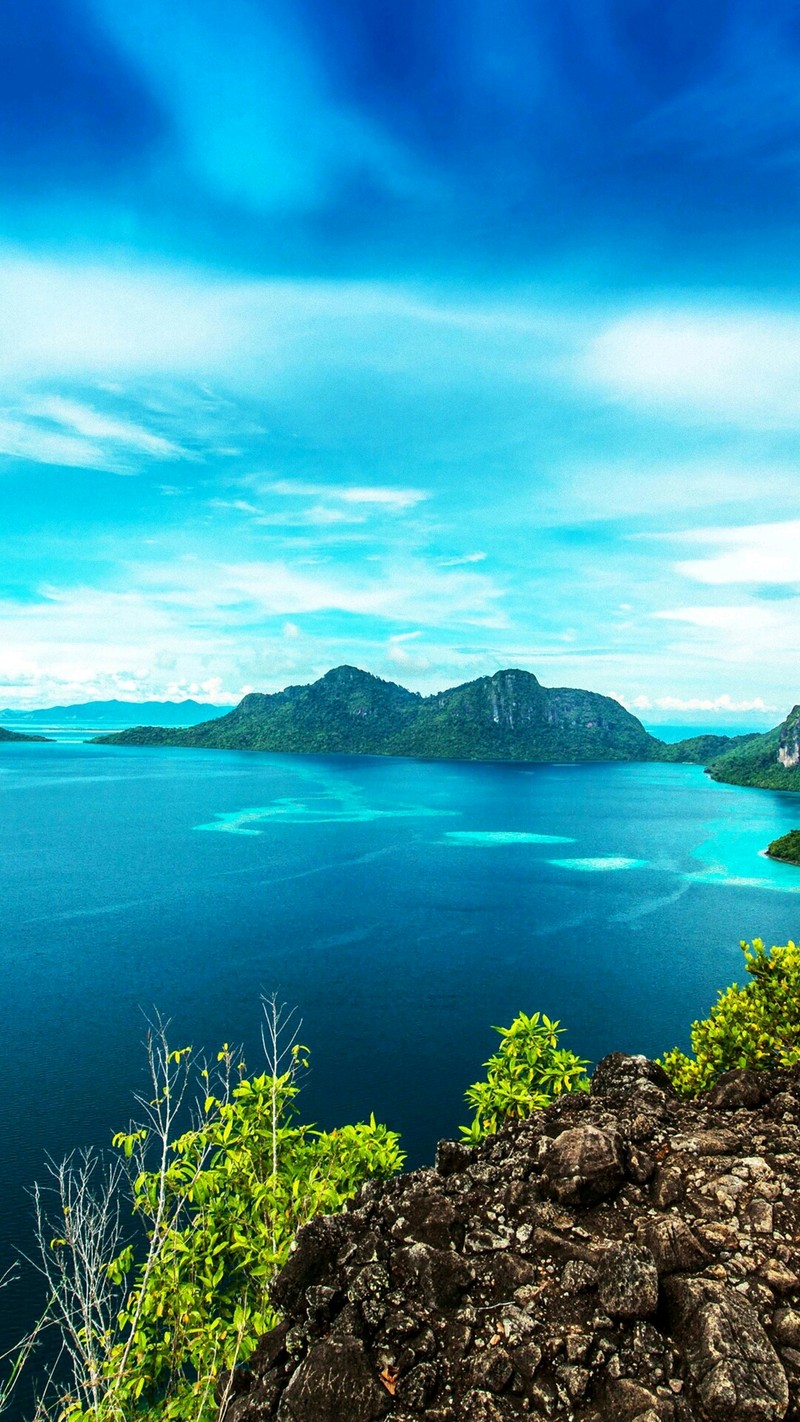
0 726 50 743
93 665 800 797
765 828 800 865
92 664 762 768
5 935 800 1421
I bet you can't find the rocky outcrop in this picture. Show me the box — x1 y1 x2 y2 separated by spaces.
779 709 800 770
217 1055 800 1422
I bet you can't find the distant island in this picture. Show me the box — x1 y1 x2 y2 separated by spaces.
0 726 50 743
0 698 228 730
765 829 800 865
92 664 760 766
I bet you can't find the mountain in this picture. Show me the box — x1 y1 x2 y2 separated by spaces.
94 665 672 762
706 706 800 790
0 726 49 742
0 699 228 729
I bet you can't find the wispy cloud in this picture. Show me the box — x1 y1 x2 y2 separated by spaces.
673 519 800 585
439 552 487 566
261 480 429 512
27 397 185 459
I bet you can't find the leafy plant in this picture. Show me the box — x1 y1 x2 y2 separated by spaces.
659 937 800 1095
461 1010 589 1143
27 1001 403 1422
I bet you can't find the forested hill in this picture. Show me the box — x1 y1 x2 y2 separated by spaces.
93 665 749 765
706 705 800 791
0 726 50 743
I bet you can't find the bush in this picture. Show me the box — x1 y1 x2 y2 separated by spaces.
27 1004 403 1422
461 1010 589 1143
659 938 800 1095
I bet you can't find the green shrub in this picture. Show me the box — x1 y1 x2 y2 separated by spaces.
659 938 800 1095
32 1011 403 1422
461 1010 589 1143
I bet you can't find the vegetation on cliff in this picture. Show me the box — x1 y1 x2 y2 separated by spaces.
7 938 800 1419
660 938 800 1094
705 705 800 791
659 730 759 764
461 1011 589 1142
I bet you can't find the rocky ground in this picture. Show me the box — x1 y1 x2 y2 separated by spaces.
217 1055 800 1422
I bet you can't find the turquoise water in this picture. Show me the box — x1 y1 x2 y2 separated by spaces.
2 742 800 1360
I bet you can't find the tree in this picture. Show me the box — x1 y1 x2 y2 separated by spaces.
660 938 800 1095
21 1000 403 1422
461 1010 589 1143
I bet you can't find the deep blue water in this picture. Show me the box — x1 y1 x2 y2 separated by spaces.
2 742 800 1364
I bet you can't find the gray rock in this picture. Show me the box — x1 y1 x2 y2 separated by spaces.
639 1215 710 1275
541 1125 625 1204
707 1068 766 1110
665 1277 789 1421
597 1243 659 1319
277 1337 390 1422
590 1053 675 1100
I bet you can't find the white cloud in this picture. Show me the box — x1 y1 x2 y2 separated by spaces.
653 604 774 632
673 519 800 585
0 417 106 470
439 552 487 566
28 397 184 460
581 306 800 428
0 253 560 389
628 693 779 714
169 556 507 627
264 480 428 512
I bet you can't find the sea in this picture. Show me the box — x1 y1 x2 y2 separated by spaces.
1 738 799 1375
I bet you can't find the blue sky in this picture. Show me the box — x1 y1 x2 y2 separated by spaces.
2 0 800 721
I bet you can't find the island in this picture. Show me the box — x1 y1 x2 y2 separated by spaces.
765 829 800 865
0 726 50 743
92 664 755 766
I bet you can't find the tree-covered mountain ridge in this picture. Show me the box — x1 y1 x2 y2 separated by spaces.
92 664 761 765
706 704 800 790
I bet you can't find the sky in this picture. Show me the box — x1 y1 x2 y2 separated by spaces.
2 0 800 723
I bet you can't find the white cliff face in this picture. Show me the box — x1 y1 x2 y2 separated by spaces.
778 710 800 768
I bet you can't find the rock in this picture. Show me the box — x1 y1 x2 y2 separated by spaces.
276 1337 390 1422
591 1053 675 1100
639 1215 710 1275
270 1216 346 1314
774 1308 800 1349
391 1241 472 1308
396 1360 439 1407
561 1259 598 1293
540 1125 625 1204
666 1277 789 1421
469 1347 514 1393
435 1139 474 1177
651 1164 685 1209
600 1377 663 1420
218 1060 800 1422
707 1068 767 1110
596 1243 659 1319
